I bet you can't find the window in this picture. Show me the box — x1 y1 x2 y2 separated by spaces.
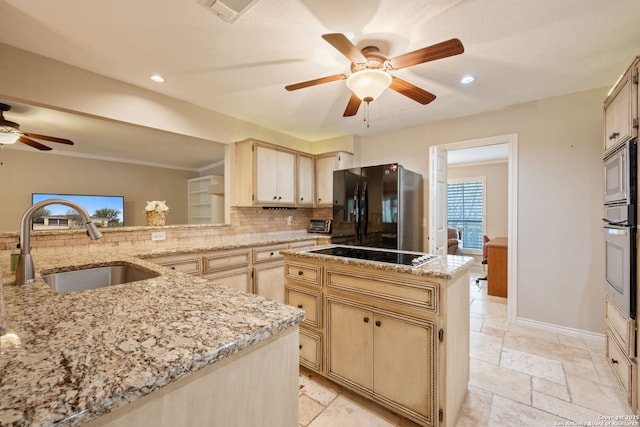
447 178 485 250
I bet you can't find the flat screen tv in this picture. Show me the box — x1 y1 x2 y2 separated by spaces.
31 193 125 229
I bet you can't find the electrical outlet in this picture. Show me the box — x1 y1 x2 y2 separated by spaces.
151 231 166 241
287 215 293 226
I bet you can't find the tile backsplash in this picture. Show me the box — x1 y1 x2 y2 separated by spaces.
0 206 333 270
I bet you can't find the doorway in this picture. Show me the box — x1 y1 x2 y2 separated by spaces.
429 134 518 322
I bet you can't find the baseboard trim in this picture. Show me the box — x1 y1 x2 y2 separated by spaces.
515 317 605 343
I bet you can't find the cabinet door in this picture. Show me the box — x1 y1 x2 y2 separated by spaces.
315 155 335 206
604 72 634 152
204 267 252 293
297 153 315 206
276 150 296 204
255 145 278 203
327 300 373 391
254 261 285 303
373 313 435 422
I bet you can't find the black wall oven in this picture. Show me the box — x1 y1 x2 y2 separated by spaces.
603 138 637 319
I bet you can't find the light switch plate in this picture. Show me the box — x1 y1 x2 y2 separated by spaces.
151 231 166 241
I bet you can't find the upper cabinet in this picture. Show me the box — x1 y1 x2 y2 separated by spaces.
604 58 639 154
234 139 352 208
297 153 315 206
315 151 353 206
256 144 296 204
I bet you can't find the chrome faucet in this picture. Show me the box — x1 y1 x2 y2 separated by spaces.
15 199 103 284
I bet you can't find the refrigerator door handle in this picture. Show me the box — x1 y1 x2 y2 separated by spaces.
354 183 360 240
362 182 368 240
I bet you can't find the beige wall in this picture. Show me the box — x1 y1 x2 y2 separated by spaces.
448 162 509 245
0 150 196 231
356 87 607 335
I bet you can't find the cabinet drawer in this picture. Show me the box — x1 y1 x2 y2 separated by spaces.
606 329 634 397
299 328 322 373
286 287 321 329
253 244 288 263
151 255 202 275
285 262 321 286
605 296 636 357
203 249 251 273
289 240 316 250
326 270 438 312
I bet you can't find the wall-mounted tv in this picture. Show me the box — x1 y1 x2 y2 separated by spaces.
31 193 125 229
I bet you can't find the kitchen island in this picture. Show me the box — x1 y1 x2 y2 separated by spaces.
282 245 473 427
0 233 313 427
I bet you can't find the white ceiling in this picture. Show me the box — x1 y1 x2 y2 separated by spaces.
0 0 639 169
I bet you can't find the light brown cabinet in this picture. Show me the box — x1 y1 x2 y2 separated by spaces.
283 253 470 427
605 296 637 408
297 153 315 206
145 240 317 303
315 151 353 206
604 59 638 153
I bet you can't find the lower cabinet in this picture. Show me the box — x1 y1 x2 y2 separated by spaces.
605 296 637 409
144 239 317 303
284 254 470 427
327 299 435 424
254 261 285 303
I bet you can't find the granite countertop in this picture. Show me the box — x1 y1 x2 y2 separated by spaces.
282 245 474 280
0 232 316 427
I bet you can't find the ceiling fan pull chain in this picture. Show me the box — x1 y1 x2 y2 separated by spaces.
364 101 370 128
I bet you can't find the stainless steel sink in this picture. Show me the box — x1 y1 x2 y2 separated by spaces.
42 263 160 292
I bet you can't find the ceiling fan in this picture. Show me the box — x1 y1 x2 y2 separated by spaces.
285 33 464 117
0 103 74 150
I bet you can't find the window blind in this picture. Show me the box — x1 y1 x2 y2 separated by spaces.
447 181 484 249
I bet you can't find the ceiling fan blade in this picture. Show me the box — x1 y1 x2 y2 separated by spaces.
322 33 367 63
390 77 437 105
285 74 348 91
388 38 464 70
19 136 52 151
343 93 362 117
23 133 74 145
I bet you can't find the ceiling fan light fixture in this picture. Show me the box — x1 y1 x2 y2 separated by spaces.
0 132 19 144
346 69 392 103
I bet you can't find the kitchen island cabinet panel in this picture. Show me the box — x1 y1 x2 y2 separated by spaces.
254 261 285 303
285 286 321 328
283 249 472 426
86 327 300 427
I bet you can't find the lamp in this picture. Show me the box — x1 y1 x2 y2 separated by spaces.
0 132 19 144
346 69 392 103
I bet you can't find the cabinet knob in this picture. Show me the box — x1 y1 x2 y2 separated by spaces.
299 344 302 350
270 252 274 256
297 304 303 309
273 196 278 200
375 320 382 327
611 358 619 364
278 196 282 200
363 317 369 323
300 197 304 201
170 267 176 270
298 270 304 276
609 132 620 140
318 198 322 202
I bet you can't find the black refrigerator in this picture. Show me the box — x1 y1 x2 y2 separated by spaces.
332 164 423 252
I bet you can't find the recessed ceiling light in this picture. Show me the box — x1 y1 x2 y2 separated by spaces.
460 75 475 84
150 74 165 83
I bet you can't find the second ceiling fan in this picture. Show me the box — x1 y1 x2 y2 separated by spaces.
285 33 464 117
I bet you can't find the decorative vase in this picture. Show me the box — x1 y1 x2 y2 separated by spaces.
146 211 166 226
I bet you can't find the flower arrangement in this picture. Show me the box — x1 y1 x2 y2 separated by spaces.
145 200 170 213
145 201 169 226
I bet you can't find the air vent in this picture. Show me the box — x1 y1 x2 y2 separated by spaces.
198 0 260 23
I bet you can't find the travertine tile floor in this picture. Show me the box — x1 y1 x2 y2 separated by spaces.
298 270 637 426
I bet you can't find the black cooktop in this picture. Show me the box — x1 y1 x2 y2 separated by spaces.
308 246 437 267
